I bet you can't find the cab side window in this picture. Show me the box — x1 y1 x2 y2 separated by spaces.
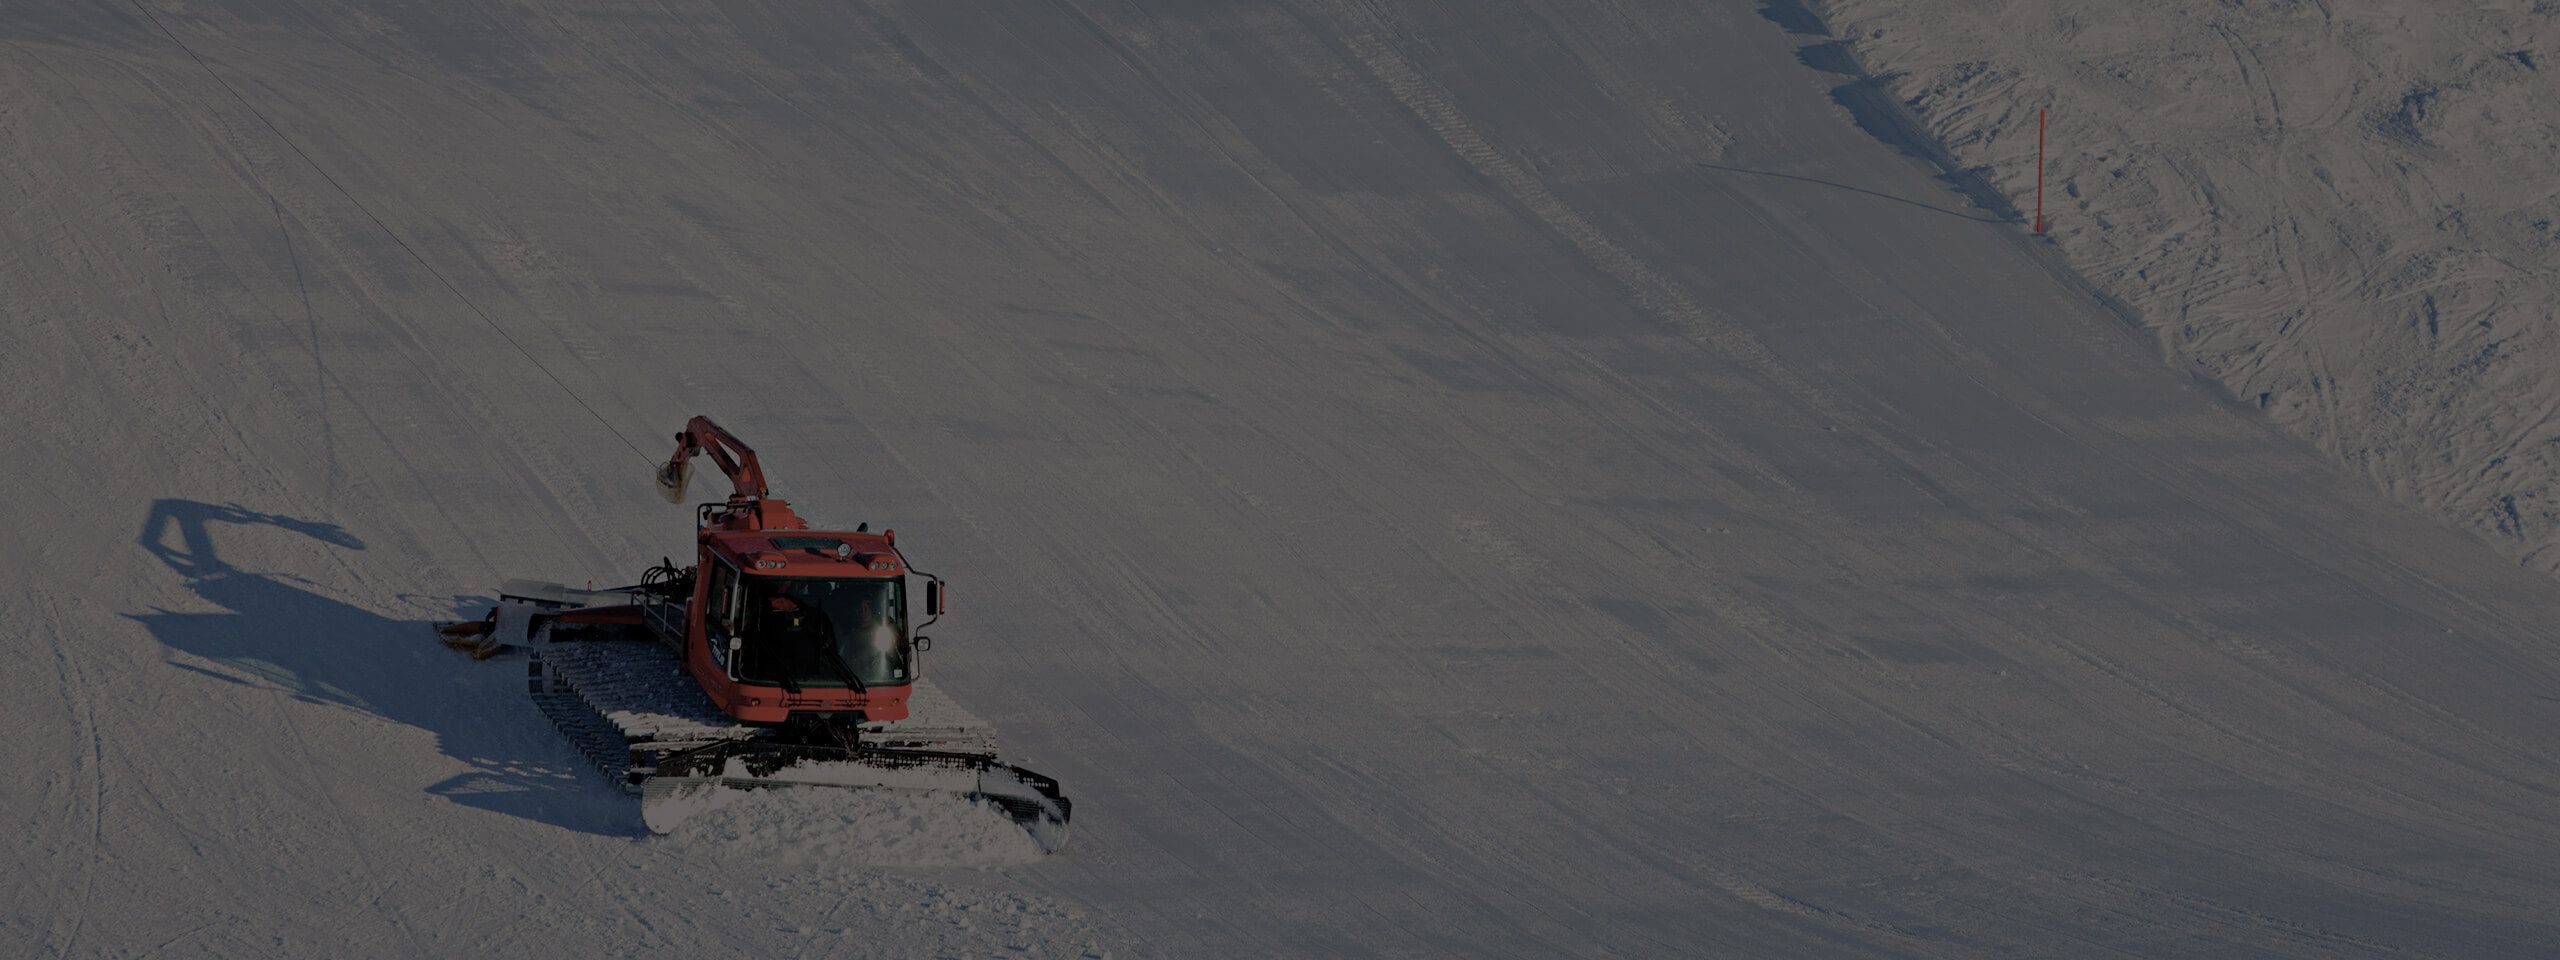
724 565 747 635
707 560 738 637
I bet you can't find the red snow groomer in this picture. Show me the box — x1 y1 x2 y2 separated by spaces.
438 416 1069 850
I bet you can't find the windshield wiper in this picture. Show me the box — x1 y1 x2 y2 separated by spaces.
740 628 800 693
818 645 868 694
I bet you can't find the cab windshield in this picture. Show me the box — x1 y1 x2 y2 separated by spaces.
733 576 911 689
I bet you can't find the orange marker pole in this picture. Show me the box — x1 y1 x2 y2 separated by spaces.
2035 108 2046 233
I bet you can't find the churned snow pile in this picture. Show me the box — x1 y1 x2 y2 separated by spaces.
1812 0 2560 567
662 788 1048 867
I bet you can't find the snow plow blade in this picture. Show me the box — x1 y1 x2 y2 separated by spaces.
638 741 1072 853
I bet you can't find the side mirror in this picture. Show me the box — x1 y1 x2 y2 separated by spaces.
925 580 945 616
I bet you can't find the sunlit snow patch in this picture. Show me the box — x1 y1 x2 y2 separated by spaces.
655 786 1048 867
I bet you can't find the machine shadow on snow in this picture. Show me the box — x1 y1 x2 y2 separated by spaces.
129 499 635 836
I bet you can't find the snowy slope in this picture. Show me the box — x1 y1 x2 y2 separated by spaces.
1814 0 2560 570
8 1 2560 957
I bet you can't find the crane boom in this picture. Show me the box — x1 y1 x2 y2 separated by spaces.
656 415 771 502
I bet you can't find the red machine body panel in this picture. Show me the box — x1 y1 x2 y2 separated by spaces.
684 528 915 724
659 416 925 727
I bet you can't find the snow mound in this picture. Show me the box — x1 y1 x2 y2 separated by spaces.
658 787 1047 867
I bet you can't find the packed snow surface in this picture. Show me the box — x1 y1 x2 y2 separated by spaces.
1814 0 2560 568
658 788 1048 868
13 1 2560 958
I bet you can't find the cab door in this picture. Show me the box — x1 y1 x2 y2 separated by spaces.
697 549 744 679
